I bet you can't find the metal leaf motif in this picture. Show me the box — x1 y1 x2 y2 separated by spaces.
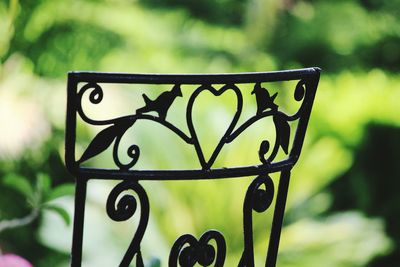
273 113 290 154
78 120 133 163
273 114 290 155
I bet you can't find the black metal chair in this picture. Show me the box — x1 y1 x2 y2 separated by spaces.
65 68 320 266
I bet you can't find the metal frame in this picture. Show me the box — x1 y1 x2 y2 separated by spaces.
65 68 320 266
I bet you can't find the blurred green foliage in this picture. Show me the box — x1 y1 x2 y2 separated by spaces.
0 0 399 266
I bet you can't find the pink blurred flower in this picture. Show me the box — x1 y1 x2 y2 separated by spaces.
0 254 33 267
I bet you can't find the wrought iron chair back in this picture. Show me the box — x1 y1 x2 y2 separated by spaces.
65 68 320 266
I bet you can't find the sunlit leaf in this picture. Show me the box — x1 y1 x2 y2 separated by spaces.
147 257 161 267
43 204 71 226
45 183 75 202
2 174 34 199
37 173 51 195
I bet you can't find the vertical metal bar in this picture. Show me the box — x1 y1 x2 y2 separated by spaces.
65 73 78 173
71 177 88 267
265 169 291 267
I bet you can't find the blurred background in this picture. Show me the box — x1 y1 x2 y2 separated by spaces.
0 0 399 266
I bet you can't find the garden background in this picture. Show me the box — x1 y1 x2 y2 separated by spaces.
0 0 399 266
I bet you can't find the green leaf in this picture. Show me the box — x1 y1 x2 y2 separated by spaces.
147 257 161 267
45 183 75 202
37 173 51 195
43 204 71 226
2 174 34 198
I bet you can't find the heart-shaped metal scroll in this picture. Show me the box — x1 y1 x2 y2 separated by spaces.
169 230 226 267
187 84 243 169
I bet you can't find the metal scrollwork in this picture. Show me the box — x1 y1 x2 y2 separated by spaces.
66 68 320 266
76 78 311 171
77 83 140 170
239 175 275 266
169 230 226 267
106 181 149 267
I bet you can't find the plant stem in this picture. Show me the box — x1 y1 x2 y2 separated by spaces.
0 208 39 233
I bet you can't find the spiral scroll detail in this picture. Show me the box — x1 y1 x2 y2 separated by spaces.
106 181 149 267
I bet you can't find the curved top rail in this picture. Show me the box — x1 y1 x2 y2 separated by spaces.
68 67 320 84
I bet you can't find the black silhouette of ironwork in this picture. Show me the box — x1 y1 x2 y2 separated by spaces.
65 68 320 266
